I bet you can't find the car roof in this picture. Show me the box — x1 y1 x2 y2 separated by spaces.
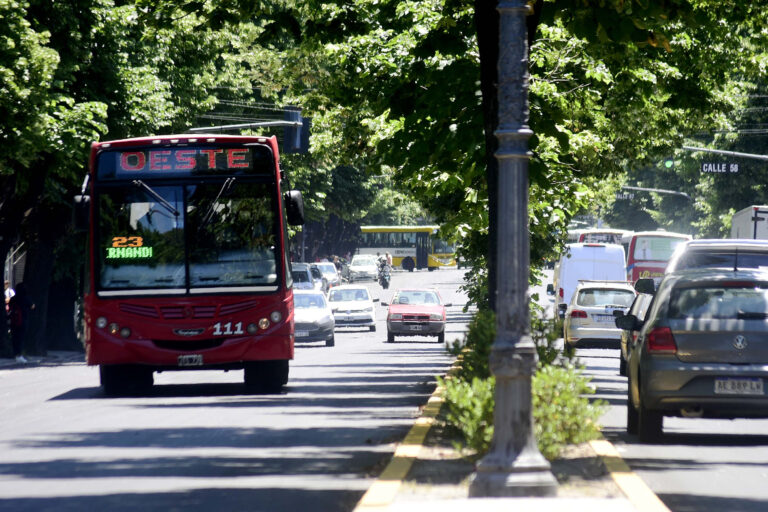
292 262 310 269
574 280 634 290
664 268 768 286
395 288 439 293
677 239 768 250
330 285 370 290
294 289 325 295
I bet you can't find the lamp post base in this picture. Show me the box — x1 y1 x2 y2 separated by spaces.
469 463 558 497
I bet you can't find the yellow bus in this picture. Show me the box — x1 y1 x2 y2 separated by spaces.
358 225 456 271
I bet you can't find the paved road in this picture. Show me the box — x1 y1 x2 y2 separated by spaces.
0 269 469 512
578 346 768 512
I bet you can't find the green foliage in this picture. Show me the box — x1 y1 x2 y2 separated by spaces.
447 309 495 381
438 375 495 456
532 364 606 460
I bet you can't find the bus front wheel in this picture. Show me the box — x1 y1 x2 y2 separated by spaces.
100 364 153 396
244 360 288 394
402 257 415 272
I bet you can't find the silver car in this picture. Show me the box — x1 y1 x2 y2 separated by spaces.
620 268 768 443
293 290 335 347
563 281 636 347
666 239 768 273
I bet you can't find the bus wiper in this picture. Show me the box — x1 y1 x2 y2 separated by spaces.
200 177 236 227
737 310 768 319
133 180 180 217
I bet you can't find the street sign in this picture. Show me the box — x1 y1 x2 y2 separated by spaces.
701 162 739 173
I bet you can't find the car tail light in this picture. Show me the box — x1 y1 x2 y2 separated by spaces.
559 288 564 298
647 327 677 353
570 310 588 318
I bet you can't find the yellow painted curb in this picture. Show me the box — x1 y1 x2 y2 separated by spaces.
590 438 671 512
354 360 460 511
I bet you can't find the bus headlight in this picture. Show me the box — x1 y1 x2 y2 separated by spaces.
120 327 131 338
270 311 282 323
258 318 270 330
96 317 108 329
108 323 120 335
247 323 259 334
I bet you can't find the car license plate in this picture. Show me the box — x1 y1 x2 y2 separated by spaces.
178 354 203 367
410 325 423 331
296 330 309 337
714 378 764 395
594 314 614 323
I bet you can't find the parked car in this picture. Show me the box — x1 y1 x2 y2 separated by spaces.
292 262 327 293
666 239 768 273
293 290 335 346
615 292 653 376
348 254 379 282
563 280 636 348
327 285 378 331
384 289 451 344
313 262 342 288
618 268 768 443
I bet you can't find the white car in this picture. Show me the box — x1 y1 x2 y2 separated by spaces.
348 254 379 282
563 280 636 347
327 285 378 331
293 290 335 347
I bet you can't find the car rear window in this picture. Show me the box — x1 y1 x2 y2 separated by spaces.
292 270 310 282
576 289 635 307
674 251 768 271
295 294 327 308
329 288 370 302
669 285 768 319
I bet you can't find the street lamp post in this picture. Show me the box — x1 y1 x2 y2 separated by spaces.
468 0 558 497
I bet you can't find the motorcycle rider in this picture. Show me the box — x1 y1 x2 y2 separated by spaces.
377 254 391 288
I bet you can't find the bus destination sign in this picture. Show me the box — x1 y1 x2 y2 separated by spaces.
96 146 274 179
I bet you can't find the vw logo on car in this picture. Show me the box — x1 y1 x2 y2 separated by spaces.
733 334 748 350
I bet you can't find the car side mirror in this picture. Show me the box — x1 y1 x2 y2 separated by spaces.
546 284 554 295
634 278 656 295
615 314 640 331
373 298 379 302
444 303 452 307
613 310 625 318
284 190 305 226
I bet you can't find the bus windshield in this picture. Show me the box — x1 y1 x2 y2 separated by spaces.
97 180 279 293
632 236 687 262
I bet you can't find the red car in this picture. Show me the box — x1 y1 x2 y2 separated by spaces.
385 289 451 343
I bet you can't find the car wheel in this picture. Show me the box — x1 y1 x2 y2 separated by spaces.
637 399 663 443
619 354 627 376
437 331 445 344
326 335 335 347
626 382 638 435
369 325 376 332
387 331 394 343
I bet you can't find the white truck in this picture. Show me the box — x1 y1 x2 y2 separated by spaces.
731 206 768 239
550 243 627 317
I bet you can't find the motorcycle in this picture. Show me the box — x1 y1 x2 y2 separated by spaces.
378 262 391 289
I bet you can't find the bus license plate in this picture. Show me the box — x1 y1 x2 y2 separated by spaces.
714 378 763 395
178 354 203 367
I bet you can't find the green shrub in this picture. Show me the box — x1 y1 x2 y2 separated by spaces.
440 365 606 460
438 375 495 456
532 364 606 460
448 309 495 381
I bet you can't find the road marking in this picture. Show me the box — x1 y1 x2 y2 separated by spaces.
354 358 461 511
590 438 671 512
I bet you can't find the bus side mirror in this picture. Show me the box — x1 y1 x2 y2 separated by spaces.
73 195 90 232
285 190 305 226
634 278 656 295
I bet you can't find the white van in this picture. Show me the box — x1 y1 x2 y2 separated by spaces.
552 243 627 317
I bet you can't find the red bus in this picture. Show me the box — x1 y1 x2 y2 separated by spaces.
626 231 691 285
74 135 304 395
577 228 630 245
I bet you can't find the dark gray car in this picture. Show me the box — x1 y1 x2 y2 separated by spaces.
620 268 768 442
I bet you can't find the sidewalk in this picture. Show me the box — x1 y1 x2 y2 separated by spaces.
0 350 85 369
354 380 671 512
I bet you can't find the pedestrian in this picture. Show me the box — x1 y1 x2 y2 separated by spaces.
4 280 14 307
8 282 33 363
385 252 392 266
